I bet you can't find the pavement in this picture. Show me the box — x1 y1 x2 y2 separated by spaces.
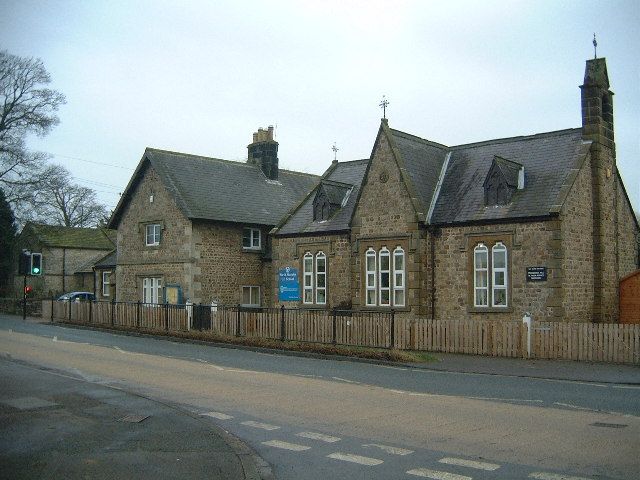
1 313 639 480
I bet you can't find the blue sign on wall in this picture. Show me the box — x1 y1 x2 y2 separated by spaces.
278 267 300 301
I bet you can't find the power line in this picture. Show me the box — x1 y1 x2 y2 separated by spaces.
50 153 135 171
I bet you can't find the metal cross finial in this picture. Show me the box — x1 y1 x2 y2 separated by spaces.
332 142 339 161
379 95 389 119
593 33 598 59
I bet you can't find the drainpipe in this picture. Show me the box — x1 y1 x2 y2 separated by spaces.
62 248 66 292
429 227 439 321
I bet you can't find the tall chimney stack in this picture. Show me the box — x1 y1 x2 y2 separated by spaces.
247 125 279 180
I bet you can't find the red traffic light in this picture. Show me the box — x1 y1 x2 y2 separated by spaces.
24 285 33 295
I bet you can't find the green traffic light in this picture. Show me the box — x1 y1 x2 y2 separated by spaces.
32 267 40 274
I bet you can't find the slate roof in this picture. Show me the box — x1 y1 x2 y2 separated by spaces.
94 250 117 269
430 128 591 225
110 148 320 228
389 129 448 215
274 159 369 235
489 156 523 188
22 223 116 250
321 180 353 206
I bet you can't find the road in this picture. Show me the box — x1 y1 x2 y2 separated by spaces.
1 316 639 480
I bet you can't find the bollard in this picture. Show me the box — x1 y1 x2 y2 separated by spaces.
522 312 532 359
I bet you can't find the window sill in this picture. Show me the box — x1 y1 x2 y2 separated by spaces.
467 306 513 314
360 306 411 313
242 247 262 253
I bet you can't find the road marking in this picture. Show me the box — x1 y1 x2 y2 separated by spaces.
362 443 413 455
529 473 593 480
53 336 57 341
296 431 341 443
377 365 408 371
241 420 280 431
612 385 640 390
262 440 311 451
439 457 500 471
468 396 543 404
201 411 233 420
553 402 593 411
327 452 383 466
407 468 472 480
331 376 359 384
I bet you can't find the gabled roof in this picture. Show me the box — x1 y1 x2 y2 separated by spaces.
109 148 320 228
430 129 591 224
94 250 117 269
318 179 353 206
21 223 116 250
274 159 369 236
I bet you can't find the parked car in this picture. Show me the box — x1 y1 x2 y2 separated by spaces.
57 292 96 302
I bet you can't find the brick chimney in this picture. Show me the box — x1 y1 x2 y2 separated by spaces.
247 125 279 180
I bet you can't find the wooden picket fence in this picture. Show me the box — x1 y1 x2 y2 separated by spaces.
43 300 640 364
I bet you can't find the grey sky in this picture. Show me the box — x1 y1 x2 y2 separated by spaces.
1 0 638 213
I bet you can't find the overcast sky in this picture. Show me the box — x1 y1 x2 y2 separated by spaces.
1 0 638 214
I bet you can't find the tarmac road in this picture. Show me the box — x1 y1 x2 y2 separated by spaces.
1 315 639 480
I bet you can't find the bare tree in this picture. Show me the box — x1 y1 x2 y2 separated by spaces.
33 164 108 227
0 50 66 221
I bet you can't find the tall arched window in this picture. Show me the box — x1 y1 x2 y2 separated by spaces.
365 248 377 306
393 247 405 307
315 251 326 305
492 242 508 307
379 247 391 306
474 243 489 307
303 252 313 304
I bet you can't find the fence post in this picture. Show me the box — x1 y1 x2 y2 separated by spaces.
236 304 241 337
280 305 286 342
51 297 54 323
136 301 141 329
390 309 395 349
165 302 169 331
89 299 93 325
68 300 72 322
111 299 115 326
332 307 337 345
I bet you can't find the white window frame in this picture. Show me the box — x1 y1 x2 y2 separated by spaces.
365 248 377 306
303 252 314 304
242 227 261 250
315 251 327 305
102 271 111 297
473 243 489 307
145 224 161 246
393 246 405 307
378 247 391 306
142 277 163 304
241 286 261 307
491 242 508 308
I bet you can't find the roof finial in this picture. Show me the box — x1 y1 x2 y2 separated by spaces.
332 142 339 162
593 33 598 59
379 95 389 120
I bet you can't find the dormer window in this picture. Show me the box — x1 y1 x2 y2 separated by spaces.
312 180 353 222
483 156 524 206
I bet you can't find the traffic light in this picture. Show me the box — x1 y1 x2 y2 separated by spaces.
30 253 42 275
18 251 30 275
24 285 33 295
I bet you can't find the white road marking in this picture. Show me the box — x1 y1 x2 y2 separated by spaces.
612 385 640 390
439 457 500 471
553 402 593 411
407 468 472 480
296 431 341 443
53 336 57 341
362 443 413 455
377 365 408 371
262 440 311 451
200 411 233 420
331 376 359 384
113 345 144 356
240 420 280 431
468 396 543 404
529 472 593 480
327 452 383 466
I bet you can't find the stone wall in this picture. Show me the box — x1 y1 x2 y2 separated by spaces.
115 164 194 302
193 222 268 306
616 175 639 278
272 233 351 309
433 221 557 322
560 155 595 322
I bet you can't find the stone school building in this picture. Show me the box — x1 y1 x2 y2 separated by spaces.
109 57 638 323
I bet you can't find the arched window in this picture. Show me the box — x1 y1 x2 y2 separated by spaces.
474 243 489 307
378 247 391 306
492 242 508 307
303 252 313 304
315 251 326 305
393 247 405 307
365 248 377 306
